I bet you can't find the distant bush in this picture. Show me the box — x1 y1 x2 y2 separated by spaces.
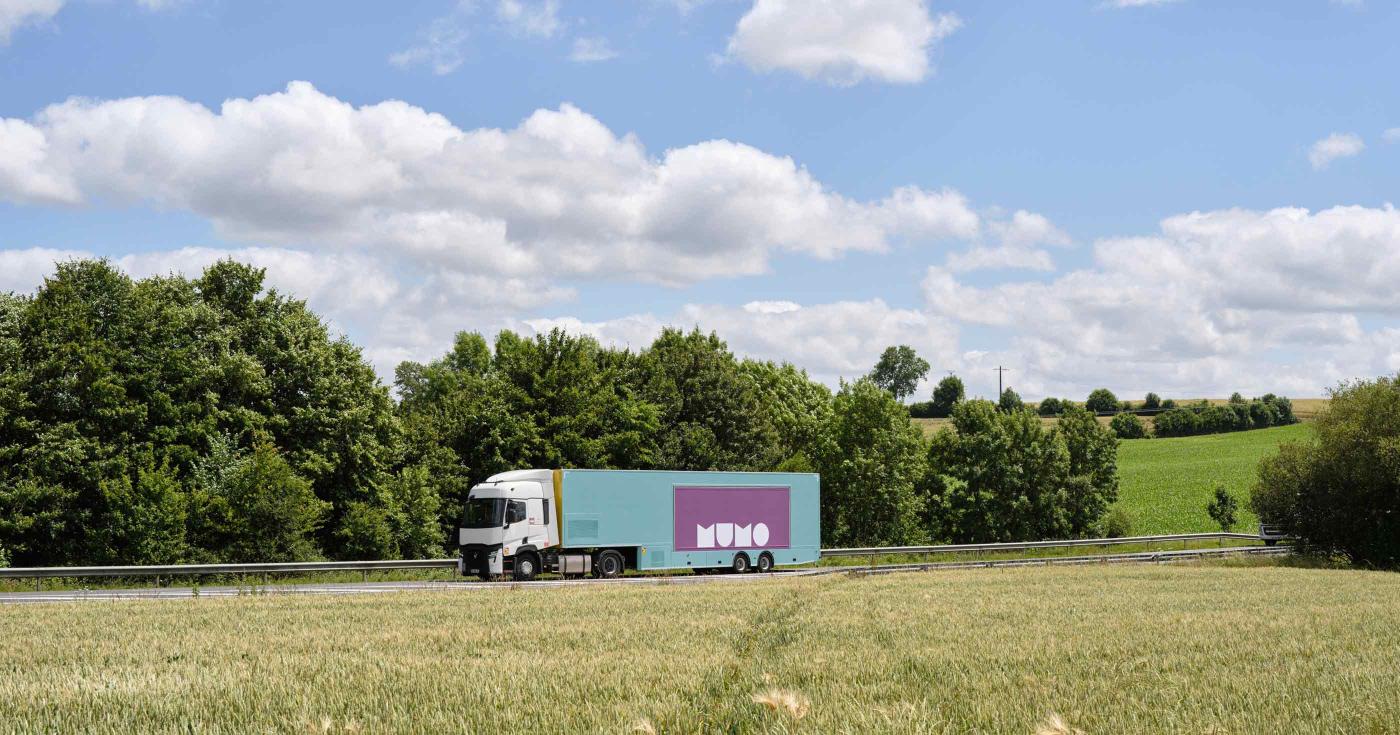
998 388 1024 413
1099 506 1134 538
1037 397 1064 416
1153 395 1299 438
1251 376 1400 566
1206 485 1238 532
1143 393 1162 410
1161 398 1177 409
1229 392 1246 405
1110 412 1147 439
1085 388 1120 414
907 400 937 418
929 375 965 418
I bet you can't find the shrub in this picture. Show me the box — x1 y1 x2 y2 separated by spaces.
1161 398 1177 409
998 388 1024 413
1143 393 1162 411
1100 506 1134 538
1037 397 1064 416
1110 412 1147 439
1206 485 1238 531
1229 392 1246 405
929 375 965 418
907 400 937 418
1251 376 1400 566
1085 388 1119 414
1153 408 1200 437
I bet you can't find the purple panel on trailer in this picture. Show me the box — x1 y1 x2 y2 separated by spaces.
673 486 790 551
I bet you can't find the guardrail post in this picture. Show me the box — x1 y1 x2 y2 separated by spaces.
362 570 368 583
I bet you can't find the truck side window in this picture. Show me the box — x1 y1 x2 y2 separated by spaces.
542 499 550 524
506 500 527 525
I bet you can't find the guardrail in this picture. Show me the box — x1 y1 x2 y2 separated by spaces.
0 558 460 589
820 531 1265 558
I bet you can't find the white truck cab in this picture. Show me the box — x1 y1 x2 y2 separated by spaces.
459 470 562 579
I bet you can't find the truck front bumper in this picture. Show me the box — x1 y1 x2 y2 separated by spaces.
461 546 504 577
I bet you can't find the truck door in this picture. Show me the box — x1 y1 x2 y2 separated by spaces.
525 497 548 548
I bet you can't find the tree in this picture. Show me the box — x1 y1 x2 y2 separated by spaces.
1143 393 1162 411
868 346 930 402
1110 412 1147 439
194 443 328 563
998 388 1024 413
1207 485 1238 532
929 375 965 418
1037 397 1064 416
1251 376 1400 566
1229 392 1246 405
1085 388 1119 414
922 401 1118 543
809 379 927 547
1152 408 1200 437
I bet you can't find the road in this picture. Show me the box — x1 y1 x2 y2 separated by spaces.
0 545 1283 604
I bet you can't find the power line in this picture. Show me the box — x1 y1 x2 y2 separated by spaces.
995 365 1010 397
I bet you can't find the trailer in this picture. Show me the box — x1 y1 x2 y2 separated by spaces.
458 469 820 580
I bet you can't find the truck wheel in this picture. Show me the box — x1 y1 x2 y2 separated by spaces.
595 550 624 579
731 552 751 574
757 552 774 573
512 551 540 581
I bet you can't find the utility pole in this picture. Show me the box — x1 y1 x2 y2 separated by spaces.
995 366 1010 397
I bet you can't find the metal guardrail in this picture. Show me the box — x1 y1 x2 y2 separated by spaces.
0 558 460 583
0 532 1277 586
820 532 1264 558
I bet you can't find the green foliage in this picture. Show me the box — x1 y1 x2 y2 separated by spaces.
1206 485 1238 531
1036 397 1066 416
1100 506 1134 538
1229 392 1246 405
922 401 1118 543
929 375 965 418
1143 393 1162 410
997 388 1023 413
868 345 930 402
810 379 927 547
1154 395 1299 438
1251 376 1400 566
1085 388 1120 414
1161 398 1178 409
1110 412 1147 439
206 443 328 563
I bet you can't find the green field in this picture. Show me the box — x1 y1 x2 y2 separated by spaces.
1115 423 1313 534
2 564 1397 734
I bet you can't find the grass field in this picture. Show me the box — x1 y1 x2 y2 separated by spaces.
2 563 1397 734
1115 423 1313 534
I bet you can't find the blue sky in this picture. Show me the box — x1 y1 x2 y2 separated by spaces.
2 0 1397 400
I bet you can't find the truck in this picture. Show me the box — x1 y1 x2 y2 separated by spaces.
458 469 821 580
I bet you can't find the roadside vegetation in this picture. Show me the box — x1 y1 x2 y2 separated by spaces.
2 565 1397 733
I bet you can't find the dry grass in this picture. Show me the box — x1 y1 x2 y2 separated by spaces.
2 563 1398 734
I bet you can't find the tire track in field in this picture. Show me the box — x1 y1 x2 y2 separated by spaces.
649 575 845 733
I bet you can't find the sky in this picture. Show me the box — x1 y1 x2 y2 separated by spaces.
1 0 1397 401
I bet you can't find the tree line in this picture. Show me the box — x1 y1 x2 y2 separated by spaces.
0 261 1121 567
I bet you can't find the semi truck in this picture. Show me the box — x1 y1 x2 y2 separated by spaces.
458 469 820 580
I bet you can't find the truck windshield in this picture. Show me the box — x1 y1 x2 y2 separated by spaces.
461 497 505 529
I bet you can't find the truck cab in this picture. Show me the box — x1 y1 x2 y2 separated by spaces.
459 470 558 580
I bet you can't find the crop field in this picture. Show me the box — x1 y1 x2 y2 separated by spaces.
1114 423 1312 534
2 563 1398 734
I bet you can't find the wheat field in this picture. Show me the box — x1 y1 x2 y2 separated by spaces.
2 563 1398 734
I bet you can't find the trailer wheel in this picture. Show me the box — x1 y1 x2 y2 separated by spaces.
756 552 774 573
513 551 540 582
595 550 625 579
731 552 751 574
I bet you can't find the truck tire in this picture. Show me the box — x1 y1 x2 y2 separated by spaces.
731 552 751 574
513 551 540 581
595 550 624 579
756 552 774 573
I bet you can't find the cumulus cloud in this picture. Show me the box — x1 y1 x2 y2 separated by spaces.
569 36 617 63
496 0 561 39
944 210 1072 273
1309 132 1365 169
725 0 962 86
923 204 1400 397
0 0 63 44
0 82 998 286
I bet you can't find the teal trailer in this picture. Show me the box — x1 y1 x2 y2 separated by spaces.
459 469 820 580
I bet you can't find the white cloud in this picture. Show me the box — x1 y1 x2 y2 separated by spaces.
527 299 957 386
725 0 962 86
944 210 1071 273
923 204 1400 397
496 0 561 39
0 0 63 44
1384 127 1400 144
389 2 472 74
569 36 617 63
1309 132 1365 169
0 82 1002 287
